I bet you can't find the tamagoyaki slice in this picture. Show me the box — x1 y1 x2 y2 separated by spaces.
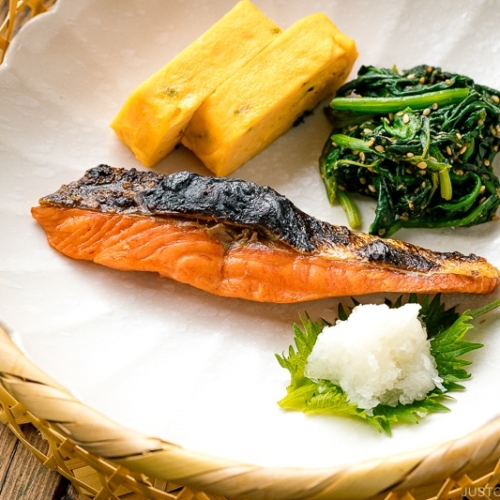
181 12 358 176
110 0 282 167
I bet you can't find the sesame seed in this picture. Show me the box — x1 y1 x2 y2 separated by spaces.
403 113 410 124
445 79 452 85
492 95 500 104
419 77 426 84
432 103 438 110
406 152 414 158
363 128 372 135
479 185 486 194
338 184 346 191
396 111 404 116
422 108 431 116
478 119 485 126
378 228 386 236
426 66 433 73
375 145 385 152
367 138 376 148
479 197 486 205
456 132 463 140
407 73 416 79
459 146 468 155
360 152 366 162
484 158 490 166
417 161 427 169
446 145 452 156
408 200 415 210
368 184 377 193
360 177 367 184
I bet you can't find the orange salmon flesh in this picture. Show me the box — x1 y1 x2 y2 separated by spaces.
31 206 499 303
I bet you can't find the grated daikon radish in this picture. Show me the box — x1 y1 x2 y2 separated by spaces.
305 303 444 410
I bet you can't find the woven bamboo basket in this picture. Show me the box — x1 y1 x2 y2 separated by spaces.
0 0 55 63
2 319 500 500
2 2 500 500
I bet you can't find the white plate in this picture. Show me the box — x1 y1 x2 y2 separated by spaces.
1 0 500 470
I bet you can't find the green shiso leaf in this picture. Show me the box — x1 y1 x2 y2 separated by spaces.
276 295 500 435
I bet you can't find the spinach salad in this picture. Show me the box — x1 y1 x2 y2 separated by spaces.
320 65 500 237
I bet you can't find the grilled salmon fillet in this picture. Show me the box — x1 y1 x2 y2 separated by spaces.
31 165 499 303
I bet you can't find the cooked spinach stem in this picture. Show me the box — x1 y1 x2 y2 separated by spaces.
320 145 364 228
438 168 453 201
320 64 500 236
462 137 475 162
436 173 482 211
330 88 469 113
336 189 362 229
330 134 375 153
319 144 338 204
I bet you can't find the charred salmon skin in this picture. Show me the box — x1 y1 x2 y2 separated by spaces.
31 165 499 303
